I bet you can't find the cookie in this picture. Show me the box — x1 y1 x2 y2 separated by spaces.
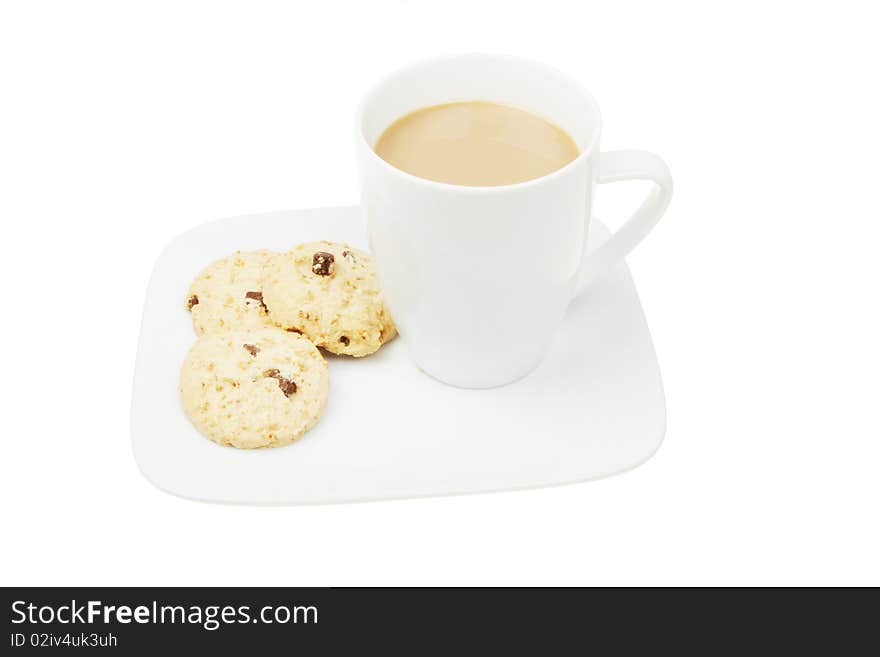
179 328 329 449
185 250 275 336
262 241 396 357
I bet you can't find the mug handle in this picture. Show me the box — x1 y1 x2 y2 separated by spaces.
575 150 673 295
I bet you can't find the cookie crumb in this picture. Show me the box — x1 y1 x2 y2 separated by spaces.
312 252 335 276
187 294 199 311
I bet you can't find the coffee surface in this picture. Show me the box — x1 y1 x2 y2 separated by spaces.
374 101 579 186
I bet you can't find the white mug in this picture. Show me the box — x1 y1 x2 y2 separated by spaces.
357 54 673 388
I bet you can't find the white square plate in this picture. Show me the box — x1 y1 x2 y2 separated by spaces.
131 207 665 505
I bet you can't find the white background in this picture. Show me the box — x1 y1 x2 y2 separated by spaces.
1 0 878 586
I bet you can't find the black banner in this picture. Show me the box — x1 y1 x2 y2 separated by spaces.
2 587 875 652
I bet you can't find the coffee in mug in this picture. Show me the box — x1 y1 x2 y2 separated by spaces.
373 101 579 186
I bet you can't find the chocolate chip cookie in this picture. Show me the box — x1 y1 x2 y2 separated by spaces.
185 250 275 336
262 241 396 357
179 328 329 448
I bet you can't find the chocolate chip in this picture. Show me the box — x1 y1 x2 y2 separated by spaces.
187 294 199 311
276 377 297 397
243 344 259 356
245 290 268 312
263 369 297 397
339 335 350 346
312 252 335 276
